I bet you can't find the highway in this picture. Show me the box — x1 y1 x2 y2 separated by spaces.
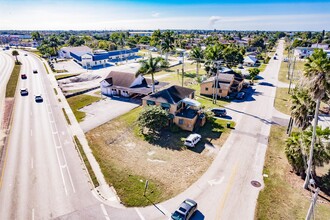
0 52 102 219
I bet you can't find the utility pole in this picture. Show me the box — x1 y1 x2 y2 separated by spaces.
182 52 184 87
215 64 220 104
288 56 296 94
287 48 292 80
305 188 320 220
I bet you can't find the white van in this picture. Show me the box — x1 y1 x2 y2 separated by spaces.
184 134 201 148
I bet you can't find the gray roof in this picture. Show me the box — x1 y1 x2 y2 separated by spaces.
61 46 92 57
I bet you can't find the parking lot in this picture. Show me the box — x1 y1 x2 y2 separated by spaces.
79 97 140 132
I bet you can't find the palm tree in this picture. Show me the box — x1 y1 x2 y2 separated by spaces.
161 38 174 63
48 35 60 56
303 48 330 189
136 56 162 93
290 85 316 130
204 43 224 76
190 46 204 77
12 50 19 64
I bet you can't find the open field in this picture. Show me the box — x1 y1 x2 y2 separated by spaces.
67 94 101 122
274 87 291 115
86 107 235 207
256 125 330 220
278 59 306 84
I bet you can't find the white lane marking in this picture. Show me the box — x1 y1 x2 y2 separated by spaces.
208 176 225 186
135 208 146 220
157 204 171 217
30 129 33 136
31 158 34 169
30 111 32 117
32 208 35 220
100 204 110 220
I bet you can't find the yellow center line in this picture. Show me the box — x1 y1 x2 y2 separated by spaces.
215 162 239 220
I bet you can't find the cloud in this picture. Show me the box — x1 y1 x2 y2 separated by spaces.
152 12 160 17
209 16 221 26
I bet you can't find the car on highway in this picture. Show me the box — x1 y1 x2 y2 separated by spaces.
24 54 28 56
236 92 245 100
20 88 29 96
211 108 227 117
171 199 198 220
33 69 38 74
35 94 43 102
21 73 27 79
184 134 201 148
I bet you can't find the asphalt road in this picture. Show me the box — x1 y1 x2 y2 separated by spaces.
0 52 102 219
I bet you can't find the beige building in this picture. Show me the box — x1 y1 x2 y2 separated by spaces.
142 85 206 132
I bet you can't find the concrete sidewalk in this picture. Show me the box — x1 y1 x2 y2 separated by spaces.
41 58 123 208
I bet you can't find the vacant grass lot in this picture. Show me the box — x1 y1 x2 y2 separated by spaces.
258 64 267 72
86 107 235 207
5 64 21 97
278 59 306 84
274 87 291 115
67 94 101 122
256 125 330 220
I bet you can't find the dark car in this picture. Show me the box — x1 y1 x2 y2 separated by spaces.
171 199 197 220
211 108 227 117
20 88 29 96
33 69 38 74
21 74 27 79
35 95 43 102
236 92 245 100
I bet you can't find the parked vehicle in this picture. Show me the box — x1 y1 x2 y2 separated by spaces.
273 56 277 60
35 94 43 102
184 134 201 148
236 92 245 100
33 69 38 73
171 199 198 220
21 74 27 79
211 108 227 117
20 88 28 96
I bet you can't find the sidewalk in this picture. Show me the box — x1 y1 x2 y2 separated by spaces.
41 58 123 208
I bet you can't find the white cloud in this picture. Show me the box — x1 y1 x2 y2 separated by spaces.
152 12 160 17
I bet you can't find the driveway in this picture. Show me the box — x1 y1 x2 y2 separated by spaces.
79 97 140 132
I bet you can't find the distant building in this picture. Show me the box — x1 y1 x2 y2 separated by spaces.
129 31 153 36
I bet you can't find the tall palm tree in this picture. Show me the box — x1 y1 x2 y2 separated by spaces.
290 85 316 130
136 56 162 93
190 46 204 77
204 43 224 76
12 50 19 64
303 48 330 189
161 38 174 63
48 35 60 56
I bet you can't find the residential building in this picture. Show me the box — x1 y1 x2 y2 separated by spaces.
243 55 258 67
294 47 315 59
100 71 167 97
311 43 329 50
142 85 206 131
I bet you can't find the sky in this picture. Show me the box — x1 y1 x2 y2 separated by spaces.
0 0 329 31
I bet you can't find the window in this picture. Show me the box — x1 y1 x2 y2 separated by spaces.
179 119 184 125
147 100 155 106
161 103 171 111
205 87 208 91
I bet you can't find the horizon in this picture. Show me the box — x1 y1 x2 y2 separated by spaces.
0 0 329 31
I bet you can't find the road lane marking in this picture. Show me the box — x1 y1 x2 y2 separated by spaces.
30 129 33 136
215 162 239 219
135 208 146 220
32 208 35 220
31 158 34 169
100 204 110 220
208 176 225 186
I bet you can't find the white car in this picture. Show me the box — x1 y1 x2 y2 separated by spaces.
184 134 201 148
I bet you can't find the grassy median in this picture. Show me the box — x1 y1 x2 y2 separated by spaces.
256 125 330 220
5 64 21 97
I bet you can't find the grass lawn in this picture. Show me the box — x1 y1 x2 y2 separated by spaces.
258 64 267 72
5 64 21 97
274 87 291 115
55 73 79 80
256 125 330 220
278 59 305 84
67 94 101 122
86 107 235 207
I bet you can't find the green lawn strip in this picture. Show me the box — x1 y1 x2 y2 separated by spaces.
278 61 290 84
55 74 79 80
55 69 68 73
258 64 267 72
53 88 58 95
73 135 99 187
67 94 101 122
5 64 21 97
256 125 330 220
278 59 305 84
62 108 71 125
43 63 50 74
274 87 291 115
86 107 235 206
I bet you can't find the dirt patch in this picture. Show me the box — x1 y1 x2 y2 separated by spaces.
86 107 233 206
2 98 14 129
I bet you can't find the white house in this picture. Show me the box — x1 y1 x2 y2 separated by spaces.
243 55 258 67
58 46 91 59
294 47 315 59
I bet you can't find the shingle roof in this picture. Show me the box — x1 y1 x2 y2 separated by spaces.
202 74 234 84
103 71 137 88
142 85 195 104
